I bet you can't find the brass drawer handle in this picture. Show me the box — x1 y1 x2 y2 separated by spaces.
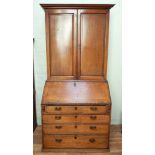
55 139 62 143
55 107 62 111
90 107 97 111
89 138 96 143
55 116 61 120
90 115 96 120
55 126 62 129
89 126 96 130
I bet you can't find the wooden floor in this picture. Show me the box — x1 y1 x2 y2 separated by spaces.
33 125 122 155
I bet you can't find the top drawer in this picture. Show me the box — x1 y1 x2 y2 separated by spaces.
42 105 111 114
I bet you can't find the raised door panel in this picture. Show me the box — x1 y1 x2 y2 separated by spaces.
45 9 77 80
78 9 109 80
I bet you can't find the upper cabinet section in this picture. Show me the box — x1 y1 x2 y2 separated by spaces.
41 4 114 81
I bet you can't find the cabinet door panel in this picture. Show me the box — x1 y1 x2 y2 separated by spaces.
46 9 77 80
78 9 109 80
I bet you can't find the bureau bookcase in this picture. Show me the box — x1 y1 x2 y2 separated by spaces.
41 4 114 151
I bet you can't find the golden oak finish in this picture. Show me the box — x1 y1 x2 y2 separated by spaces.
45 9 77 80
50 14 73 75
40 4 114 151
42 81 111 104
42 5 113 81
33 125 122 154
78 9 107 80
43 124 109 134
43 135 108 149
43 105 110 114
41 4 115 9
42 114 110 124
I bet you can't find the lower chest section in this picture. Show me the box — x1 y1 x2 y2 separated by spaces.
42 105 111 149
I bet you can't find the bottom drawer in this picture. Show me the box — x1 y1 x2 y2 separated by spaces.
43 135 109 149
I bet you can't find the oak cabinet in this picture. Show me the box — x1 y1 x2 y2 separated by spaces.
41 4 114 151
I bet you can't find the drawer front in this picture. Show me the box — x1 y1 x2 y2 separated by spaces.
42 105 110 114
42 115 110 124
43 124 109 134
80 115 110 123
43 135 109 149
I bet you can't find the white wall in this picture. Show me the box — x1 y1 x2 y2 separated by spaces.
33 0 122 125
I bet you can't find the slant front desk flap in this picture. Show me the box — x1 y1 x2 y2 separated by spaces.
42 81 111 105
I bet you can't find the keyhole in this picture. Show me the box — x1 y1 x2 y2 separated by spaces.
74 82 76 87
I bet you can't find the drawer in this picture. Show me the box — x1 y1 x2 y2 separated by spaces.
43 124 109 134
43 135 109 149
42 115 110 124
42 105 110 114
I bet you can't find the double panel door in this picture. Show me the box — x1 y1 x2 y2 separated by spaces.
45 9 109 80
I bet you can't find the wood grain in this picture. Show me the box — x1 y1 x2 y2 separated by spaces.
43 135 108 149
43 105 111 114
42 114 110 124
42 81 111 104
78 9 106 80
43 6 112 80
43 124 109 134
40 4 115 9
40 4 115 151
45 9 77 80
33 125 122 154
